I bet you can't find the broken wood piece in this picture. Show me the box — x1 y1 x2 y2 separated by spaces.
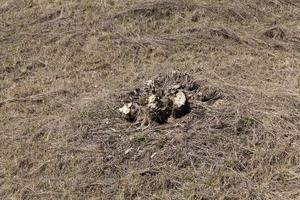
118 103 132 115
174 91 186 108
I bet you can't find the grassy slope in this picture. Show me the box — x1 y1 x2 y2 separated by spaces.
0 0 300 199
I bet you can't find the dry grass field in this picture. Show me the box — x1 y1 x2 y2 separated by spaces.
1 0 300 199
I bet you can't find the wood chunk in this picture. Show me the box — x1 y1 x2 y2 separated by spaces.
148 94 157 108
118 103 132 115
174 91 186 108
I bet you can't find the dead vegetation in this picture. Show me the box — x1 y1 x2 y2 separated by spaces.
0 0 300 199
113 0 197 20
118 72 224 125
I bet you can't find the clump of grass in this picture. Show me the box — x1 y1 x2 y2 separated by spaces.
239 116 255 127
135 136 147 145
79 111 93 119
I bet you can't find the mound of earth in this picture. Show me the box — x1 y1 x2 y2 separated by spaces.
118 71 224 126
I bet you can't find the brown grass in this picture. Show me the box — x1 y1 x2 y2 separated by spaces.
0 0 300 199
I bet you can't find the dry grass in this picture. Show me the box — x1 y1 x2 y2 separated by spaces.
0 0 300 199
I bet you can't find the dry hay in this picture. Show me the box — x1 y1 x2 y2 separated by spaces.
259 26 287 40
1 0 300 199
113 0 197 20
182 26 245 44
